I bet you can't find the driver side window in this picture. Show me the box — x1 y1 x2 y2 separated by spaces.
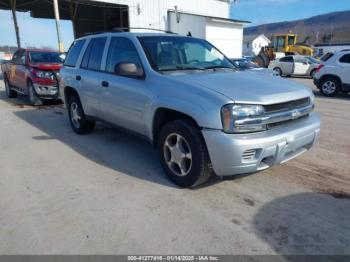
105 37 142 73
184 43 220 63
13 51 25 65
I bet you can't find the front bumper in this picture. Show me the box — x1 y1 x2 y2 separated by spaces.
33 83 60 99
202 113 321 176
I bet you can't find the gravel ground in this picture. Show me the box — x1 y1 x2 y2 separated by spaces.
0 77 349 255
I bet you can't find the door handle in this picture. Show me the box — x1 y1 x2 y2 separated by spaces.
76 75 81 81
101 81 109 88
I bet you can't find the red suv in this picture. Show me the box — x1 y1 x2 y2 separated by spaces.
1 48 64 105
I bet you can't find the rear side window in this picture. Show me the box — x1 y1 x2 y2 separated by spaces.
321 53 334 62
105 37 141 73
81 37 107 71
280 56 293 63
339 54 350 64
64 39 86 67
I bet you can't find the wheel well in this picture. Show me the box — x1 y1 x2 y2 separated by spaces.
26 78 32 86
152 108 199 147
64 86 79 104
320 74 342 85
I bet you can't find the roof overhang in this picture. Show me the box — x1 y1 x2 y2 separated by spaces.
168 10 251 24
0 0 127 20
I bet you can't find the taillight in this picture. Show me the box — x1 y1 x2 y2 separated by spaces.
316 64 324 73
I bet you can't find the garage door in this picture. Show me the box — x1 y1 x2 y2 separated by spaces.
206 19 243 58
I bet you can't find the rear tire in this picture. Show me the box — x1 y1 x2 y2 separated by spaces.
320 77 340 97
28 81 43 106
158 119 212 188
68 95 95 134
310 69 316 78
4 76 17 98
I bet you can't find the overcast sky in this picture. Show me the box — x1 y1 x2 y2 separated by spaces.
0 0 349 51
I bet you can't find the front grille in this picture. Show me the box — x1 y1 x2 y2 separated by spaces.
264 97 311 113
267 115 309 130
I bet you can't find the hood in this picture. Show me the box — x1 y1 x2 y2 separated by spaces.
30 63 62 71
166 71 312 105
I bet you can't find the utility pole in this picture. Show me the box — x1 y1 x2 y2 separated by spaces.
10 0 21 48
53 0 64 52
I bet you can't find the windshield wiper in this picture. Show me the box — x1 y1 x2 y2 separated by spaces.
203 65 235 70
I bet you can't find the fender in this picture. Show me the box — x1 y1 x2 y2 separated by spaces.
145 95 223 142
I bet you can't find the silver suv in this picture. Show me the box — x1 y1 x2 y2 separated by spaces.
60 32 321 188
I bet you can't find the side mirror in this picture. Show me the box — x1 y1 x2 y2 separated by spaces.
114 62 144 78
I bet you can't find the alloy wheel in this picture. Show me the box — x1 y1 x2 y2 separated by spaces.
70 102 81 129
163 133 192 177
322 80 336 95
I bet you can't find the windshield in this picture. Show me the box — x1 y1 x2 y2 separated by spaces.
139 36 235 71
29 52 64 64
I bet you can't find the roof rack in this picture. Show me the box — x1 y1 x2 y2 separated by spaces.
81 27 176 37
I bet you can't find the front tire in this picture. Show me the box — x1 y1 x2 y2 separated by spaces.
273 67 282 76
68 95 95 134
4 76 17 98
320 77 340 97
28 81 43 106
158 120 212 188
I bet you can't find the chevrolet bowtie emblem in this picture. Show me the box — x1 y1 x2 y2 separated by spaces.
292 110 301 120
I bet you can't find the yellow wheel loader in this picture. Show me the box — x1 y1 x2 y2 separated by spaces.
253 34 314 68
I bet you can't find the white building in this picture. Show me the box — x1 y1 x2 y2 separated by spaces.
1 0 249 57
72 0 250 58
243 34 271 56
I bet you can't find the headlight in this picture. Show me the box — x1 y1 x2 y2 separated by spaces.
34 70 55 80
310 93 315 109
221 104 266 133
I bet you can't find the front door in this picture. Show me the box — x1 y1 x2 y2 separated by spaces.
99 36 149 136
15 51 28 91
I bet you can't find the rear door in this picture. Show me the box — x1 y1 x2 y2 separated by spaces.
293 57 310 75
98 36 149 135
78 37 108 118
279 56 294 75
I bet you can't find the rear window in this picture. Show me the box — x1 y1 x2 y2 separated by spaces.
81 37 107 71
321 53 334 62
339 54 350 64
64 39 86 67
